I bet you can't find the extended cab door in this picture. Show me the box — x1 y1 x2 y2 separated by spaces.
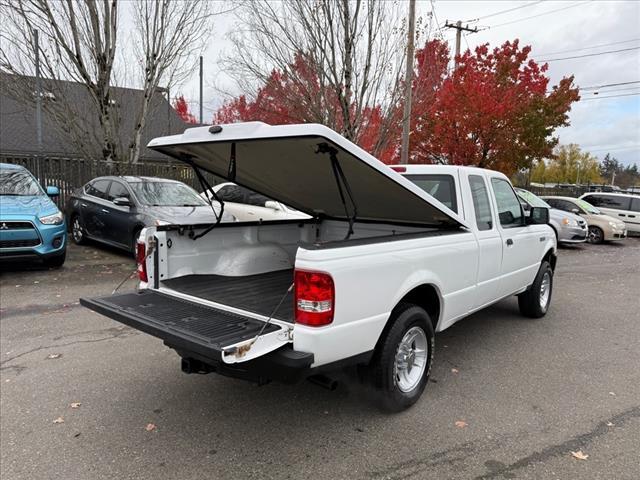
488 176 543 298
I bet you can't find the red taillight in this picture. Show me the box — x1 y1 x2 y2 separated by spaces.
136 240 148 282
391 166 406 172
294 270 334 326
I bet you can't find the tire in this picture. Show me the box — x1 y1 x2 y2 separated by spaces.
588 226 604 244
518 261 553 318
368 303 435 412
71 215 86 245
46 249 66 268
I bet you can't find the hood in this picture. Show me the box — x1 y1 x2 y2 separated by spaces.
0 194 57 217
148 122 467 229
143 205 236 224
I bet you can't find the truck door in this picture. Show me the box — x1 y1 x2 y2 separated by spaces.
465 173 503 309
489 177 541 298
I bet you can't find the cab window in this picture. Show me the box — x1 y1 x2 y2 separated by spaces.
468 175 493 231
403 174 458 213
491 178 524 228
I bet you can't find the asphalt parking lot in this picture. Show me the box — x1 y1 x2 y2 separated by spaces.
1 239 639 480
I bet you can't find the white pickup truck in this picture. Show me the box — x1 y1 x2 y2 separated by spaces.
81 122 557 411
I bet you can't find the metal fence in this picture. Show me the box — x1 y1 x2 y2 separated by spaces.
1 155 218 210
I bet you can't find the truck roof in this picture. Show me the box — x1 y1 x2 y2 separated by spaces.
390 164 509 181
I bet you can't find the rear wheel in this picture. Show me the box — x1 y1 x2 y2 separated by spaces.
71 215 86 245
518 261 553 318
588 226 604 244
368 304 434 412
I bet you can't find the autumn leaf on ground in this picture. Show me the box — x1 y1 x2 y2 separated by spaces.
454 420 468 428
608 392 616 396
53 417 65 424
46 353 62 359
571 451 589 460
606 421 614 427
70 402 81 409
145 423 156 432
451 368 459 374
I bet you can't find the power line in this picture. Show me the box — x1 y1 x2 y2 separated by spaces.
540 46 640 62
580 80 640 91
491 1 593 29
536 38 639 57
466 1 544 23
579 92 640 101
583 87 640 95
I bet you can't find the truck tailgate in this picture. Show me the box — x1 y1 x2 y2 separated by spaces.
80 290 281 362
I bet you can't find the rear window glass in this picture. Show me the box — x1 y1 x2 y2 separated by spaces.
583 195 631 210
403 174 457 213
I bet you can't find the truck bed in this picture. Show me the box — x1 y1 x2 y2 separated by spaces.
162 269 295 323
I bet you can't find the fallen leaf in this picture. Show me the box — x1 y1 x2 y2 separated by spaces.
451 368 459 374
46 353 62 359
145 423 156 432
74 432 81 438
455 420 468 428
70 402 81 409
571 450 588 460
608 392 616 396
53 417 65 424
606 421 614 427
34 280 40 284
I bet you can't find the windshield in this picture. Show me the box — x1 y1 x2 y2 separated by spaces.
129 182 208 206
0 169 43 196
575 198 600 214
517 189 550 208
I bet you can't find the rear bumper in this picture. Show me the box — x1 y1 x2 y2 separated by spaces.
80 290 315 384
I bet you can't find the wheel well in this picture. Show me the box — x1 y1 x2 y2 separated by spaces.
395 284 440 331
543 249 557 271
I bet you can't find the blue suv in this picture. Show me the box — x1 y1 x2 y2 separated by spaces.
0 163 67 267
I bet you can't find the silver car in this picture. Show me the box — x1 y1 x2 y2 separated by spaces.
516 188 587 244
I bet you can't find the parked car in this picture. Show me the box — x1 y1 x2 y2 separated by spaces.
542 196 627 244
201 182 309 222
516 188 587 244
81 122 556 412
579 192 640 235
0 163 66 267
66 176 235 253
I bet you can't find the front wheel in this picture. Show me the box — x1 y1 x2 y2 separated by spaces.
588 226 604 244
368 304 434 412
518 261 553 318
71 215 86 245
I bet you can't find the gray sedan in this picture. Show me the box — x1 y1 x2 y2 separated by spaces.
516 188 587 244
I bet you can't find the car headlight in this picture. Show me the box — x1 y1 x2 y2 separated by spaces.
39 211 64 225
561 217 577 226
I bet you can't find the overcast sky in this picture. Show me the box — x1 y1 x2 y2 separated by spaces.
179 0 640 166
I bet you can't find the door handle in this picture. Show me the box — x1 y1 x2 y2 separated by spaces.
619 213 626 217
629 215 636 218
101 208 110 214
506 238 513 246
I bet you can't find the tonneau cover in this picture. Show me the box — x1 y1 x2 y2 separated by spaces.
148 122 468 229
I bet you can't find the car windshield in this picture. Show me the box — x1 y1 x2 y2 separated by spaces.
0 169 43 196
574 198 600 214
517 189 550 208
129 182 207 206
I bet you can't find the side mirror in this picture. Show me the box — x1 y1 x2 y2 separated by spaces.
571 208 580 214
46 186 60 197
526 206 549 225
113 197 132 207
264 200 282 211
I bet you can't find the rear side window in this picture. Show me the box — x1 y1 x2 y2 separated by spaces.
403 174 458 213
108 182 130 202
86 179 111 199
585 195 631 210
549 199 576 213
491 178 524 228
631 197 640 212
216 185 245 203
468 175 493 231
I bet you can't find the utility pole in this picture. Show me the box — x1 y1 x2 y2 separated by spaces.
34 30 42 154
400 0 416 165
199 55 203 125
444 20 478 68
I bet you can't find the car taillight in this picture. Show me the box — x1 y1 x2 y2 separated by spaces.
136 240 148 282
294 270 334 326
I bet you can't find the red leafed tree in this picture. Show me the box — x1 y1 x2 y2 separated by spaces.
417 40 579 174
173 95 198 124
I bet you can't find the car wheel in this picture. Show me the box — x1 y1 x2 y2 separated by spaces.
588 226 604 244
518 261 553 318
46 249 66 268
368 303 434 412
71 215 86 245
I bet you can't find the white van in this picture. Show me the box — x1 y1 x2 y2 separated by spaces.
580 192 640 235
